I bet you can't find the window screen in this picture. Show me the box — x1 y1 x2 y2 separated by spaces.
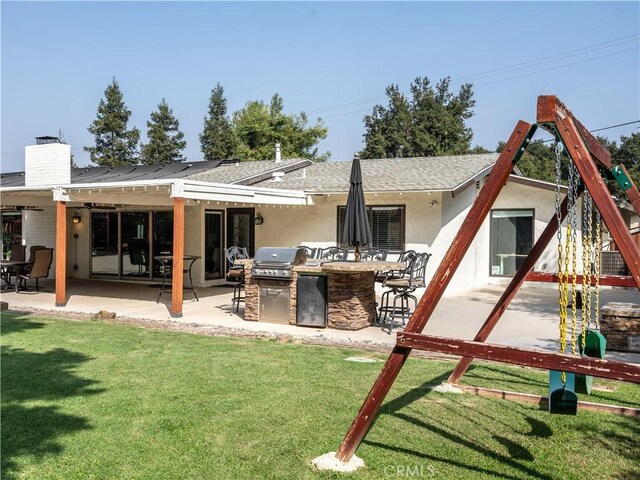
338 205 405 252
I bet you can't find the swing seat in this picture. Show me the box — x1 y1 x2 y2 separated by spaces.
575 330 606 394
578 330 607 359
549 370 578 415
575 374 593 395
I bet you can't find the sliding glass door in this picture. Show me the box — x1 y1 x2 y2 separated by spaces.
91 210 173 280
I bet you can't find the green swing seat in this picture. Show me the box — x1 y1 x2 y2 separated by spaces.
575 330 607 394
549 370 578 415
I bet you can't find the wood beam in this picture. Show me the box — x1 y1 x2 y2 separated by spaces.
55 201 67 307
537 95 611 168
335 121 536 462
448 189 577 384
398 333 640 383
526 271 636 288
553 106 640 290
457 385 640 417
171 197 184 318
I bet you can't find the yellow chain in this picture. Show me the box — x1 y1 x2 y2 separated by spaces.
570 218 578 356
559 224 571 356
581 200 592 352
594 214 602 329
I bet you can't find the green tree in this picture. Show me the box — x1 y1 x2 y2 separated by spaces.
141 99 186 165
84 78 140 166
361 76 477 159
233 94 329 162
200 83 235 161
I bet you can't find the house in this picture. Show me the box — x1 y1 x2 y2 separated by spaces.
1 136 587 316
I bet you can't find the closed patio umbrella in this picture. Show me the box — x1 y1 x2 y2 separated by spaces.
342 153 372 261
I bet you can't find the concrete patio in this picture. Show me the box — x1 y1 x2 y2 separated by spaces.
2 278 638 363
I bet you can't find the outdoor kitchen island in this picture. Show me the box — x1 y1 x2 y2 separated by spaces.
237 258 403 330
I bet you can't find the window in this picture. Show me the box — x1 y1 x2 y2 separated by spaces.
337 205 405 252
490 209 534 276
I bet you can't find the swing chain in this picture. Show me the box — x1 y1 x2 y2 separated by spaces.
554 141 568 359
594 209 602 329
569 162 580 356
581 192 593 352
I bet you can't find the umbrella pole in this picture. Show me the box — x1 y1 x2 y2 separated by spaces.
354 245 361 262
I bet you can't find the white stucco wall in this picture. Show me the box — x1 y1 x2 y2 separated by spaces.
22 208 58 279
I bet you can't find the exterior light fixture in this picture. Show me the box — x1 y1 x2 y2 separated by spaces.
255 212 264 225
72 212 81 224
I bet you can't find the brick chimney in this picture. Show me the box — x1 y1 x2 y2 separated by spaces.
25 136 71 187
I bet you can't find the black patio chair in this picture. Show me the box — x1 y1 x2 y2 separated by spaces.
224 246 250 313
297 245 317 260
318 246 348 261
378 252 431 332
374 249 417 283
18 248 53 292
360 248 388 262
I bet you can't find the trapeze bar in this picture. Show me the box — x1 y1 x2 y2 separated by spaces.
396 332 640 383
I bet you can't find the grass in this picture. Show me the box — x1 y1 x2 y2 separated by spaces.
1 312 639 480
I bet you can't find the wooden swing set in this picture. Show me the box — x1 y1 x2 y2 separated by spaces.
334 96 640 463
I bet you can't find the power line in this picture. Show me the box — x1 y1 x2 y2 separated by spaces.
306 34 639 117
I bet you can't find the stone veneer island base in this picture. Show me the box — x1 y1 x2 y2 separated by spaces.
239 260 403 330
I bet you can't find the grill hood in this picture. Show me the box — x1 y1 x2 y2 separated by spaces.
253 247 307 266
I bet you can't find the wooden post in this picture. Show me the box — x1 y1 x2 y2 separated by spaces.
55 201 67 307
335 121 536 462
448 189 577 384
171 197 185 318
399 333 640 383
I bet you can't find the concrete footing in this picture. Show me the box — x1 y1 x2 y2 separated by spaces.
311 452 364 472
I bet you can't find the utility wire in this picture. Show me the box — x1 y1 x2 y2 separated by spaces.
307 34 639 116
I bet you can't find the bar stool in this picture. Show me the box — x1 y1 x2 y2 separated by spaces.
378 252 430 332
225 246 249 313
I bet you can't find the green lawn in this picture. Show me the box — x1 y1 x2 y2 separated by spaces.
1 313 638 480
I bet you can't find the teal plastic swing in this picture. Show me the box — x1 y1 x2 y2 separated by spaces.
575 330 607 394
549 370 578 415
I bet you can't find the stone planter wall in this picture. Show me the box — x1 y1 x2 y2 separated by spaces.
600 302 640 352
327 271 376 330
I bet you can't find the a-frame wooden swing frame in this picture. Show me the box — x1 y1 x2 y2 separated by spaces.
335 96 640 463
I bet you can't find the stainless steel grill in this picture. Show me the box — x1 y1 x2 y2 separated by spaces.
251 247 306 279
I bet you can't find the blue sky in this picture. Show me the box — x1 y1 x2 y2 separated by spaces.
1 1 639 172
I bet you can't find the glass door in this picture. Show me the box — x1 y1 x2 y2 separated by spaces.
91 212 119 276
226 208 255 259
152 211 173 278
121 212 150 277
205 210 224 280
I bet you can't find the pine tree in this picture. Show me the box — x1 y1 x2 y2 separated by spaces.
141 99 186 165
84 78 140 166
361 76 476 159
200 83 235 161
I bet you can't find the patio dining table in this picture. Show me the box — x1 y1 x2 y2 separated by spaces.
154 255 201 303
0 260 32 293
